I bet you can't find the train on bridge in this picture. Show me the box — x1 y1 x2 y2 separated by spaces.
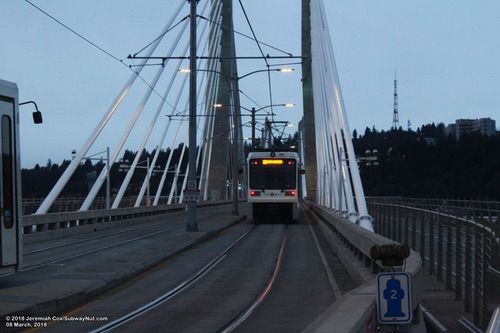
247 150 302 223
0 79 23 275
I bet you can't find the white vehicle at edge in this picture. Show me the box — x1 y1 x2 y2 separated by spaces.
247 150 300 223
0 79 23 275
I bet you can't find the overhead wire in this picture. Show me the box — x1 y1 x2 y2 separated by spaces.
132 15 190 57
23 0 125 64
237 0 275 118
23 0 180 113
196 15 293 57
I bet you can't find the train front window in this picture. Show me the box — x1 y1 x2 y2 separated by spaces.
249 159 296 190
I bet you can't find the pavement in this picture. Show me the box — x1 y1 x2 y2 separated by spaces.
420 273 470 332
0 204 245 324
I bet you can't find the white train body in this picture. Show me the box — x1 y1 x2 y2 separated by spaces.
0 79 23 274
247 151 300 222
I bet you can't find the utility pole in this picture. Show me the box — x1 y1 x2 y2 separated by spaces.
106 147 110 210
231 102 239 215
187 0 198 231
251 107 256 148
146 157 150 206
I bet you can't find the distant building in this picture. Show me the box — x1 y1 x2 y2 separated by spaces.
445 118 496 139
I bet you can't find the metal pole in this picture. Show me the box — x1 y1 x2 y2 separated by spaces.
146 157 150 206
106 147 110 210
187 0 198 231
175 167 178 204
231 102 239 215
251 107 256 148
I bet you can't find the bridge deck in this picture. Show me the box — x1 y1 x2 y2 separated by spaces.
0 204 244 320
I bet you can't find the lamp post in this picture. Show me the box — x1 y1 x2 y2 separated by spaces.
180 66 295 215
72 147 110 209
119 157 160 206
240 103 295 148
186 0 198 231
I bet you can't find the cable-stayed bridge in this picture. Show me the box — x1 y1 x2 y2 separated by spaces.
0 1 498 332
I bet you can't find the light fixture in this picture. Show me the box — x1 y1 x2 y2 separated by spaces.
287 123 295 127
279 68 294 73
285 103 295 107
179 68 191 73
213 103 223 108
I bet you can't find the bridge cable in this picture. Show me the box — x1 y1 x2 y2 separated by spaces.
237 0 275 117
23 0 177 112
34 0 186 214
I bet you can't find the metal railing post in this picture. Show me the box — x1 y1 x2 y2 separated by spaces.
473 227 482 326
397 206 402 242
412 209 417 250
437 215 444 281
429 212 435 275
464 223 472 312
455 221 463 300
404 207 409 245
445 217 453 290
420 209 426 268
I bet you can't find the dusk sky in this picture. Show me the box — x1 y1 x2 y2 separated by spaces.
1 0 499 167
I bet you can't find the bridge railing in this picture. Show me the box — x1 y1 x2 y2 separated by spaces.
22 196 177 215
22 200 231 243
305 200 423 332
368 196 500 226
368 201 500 330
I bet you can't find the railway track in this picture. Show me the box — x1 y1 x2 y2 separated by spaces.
31 206 355 333
0 205 232 277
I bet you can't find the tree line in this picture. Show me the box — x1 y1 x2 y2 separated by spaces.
354 124 500 200
21 125 499 200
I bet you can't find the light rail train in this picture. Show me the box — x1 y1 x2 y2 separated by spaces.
0 79 23 274
247 150 301 223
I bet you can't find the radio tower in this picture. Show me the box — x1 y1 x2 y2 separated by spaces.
392 72 399 130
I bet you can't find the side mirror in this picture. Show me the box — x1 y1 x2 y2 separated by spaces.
300 169 306 175
32 111 43 124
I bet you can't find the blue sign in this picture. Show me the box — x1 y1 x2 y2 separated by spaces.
376 272 412 324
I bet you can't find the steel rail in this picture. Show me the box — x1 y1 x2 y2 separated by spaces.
217 228 288 333
24 205 230 256
20 223 186 273
90 225 256 333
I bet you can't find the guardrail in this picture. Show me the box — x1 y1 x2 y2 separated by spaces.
304 200 423 332
368 201 500 330
368 197 500 226
22 196 176 215
22 200 234 242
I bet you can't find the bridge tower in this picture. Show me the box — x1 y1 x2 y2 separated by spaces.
301 0 318 200
206 0 242 201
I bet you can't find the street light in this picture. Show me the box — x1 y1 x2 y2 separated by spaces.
179 66 295 216
119 157 162 206
72 147 111 210
178 67 295 80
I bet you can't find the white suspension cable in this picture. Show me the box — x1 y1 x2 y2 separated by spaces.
34 0 186 214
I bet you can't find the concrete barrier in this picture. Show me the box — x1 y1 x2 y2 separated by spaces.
304 200 424 333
